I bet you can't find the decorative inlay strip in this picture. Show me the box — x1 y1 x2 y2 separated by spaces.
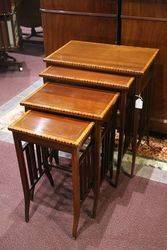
39 72 134 90
8 111 95 147
44 58 145 76
21 101 110 121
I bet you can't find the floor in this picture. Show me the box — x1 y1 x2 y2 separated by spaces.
0 42 166 250
0 42 44 106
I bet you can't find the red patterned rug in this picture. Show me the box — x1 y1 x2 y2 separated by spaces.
136 135 167 162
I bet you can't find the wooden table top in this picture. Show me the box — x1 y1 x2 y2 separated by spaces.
44 40 159 76
8 110 94 147
21 83 119 121
40 66 134 90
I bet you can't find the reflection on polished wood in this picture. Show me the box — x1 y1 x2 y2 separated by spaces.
21 83 119 121
44 40 158 76
39 66 134 90
9 110 94 147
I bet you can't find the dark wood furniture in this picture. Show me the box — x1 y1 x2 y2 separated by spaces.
40 0 119 56
44 40 159 178
16 0 41 28
9 110 95 239
39 65 134 185
16 0 43 43
121 0 167 133
39 65 133 90
21 82 119 189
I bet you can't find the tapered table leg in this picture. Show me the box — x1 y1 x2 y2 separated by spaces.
92 123 101 218
71 148 80 239
13 133 30 222
115 92 126 186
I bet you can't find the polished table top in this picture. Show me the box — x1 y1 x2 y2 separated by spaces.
40 66 134 90
8 110 94 147
44 40 159 76
21 83 119 121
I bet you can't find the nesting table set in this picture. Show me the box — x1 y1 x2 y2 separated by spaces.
9 40 158 238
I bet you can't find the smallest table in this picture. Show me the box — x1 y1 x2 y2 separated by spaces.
9 110 95 239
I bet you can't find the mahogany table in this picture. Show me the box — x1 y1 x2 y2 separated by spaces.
44 40 159 177
39 65 134 186
21 82 119 212
9 110 95 238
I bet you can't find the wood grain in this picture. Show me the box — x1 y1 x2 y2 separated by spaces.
9 110 94 147
40 0 118 55
39 66 134 90
44 40 158 76
20 83 119 121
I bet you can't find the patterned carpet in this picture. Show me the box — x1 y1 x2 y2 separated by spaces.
137 135 167 162
0 140 166 249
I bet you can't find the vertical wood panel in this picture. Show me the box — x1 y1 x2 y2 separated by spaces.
122 0 167 133
41 0 118 55
42 13 116 55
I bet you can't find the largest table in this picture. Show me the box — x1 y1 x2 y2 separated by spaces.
44 40 159 177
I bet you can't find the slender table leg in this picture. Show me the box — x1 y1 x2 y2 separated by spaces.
92 122 101 218
114 91 127 186
130 77 142 177
71 148 80 239
122 77 142 178
13 133 30 222
130 106 141 177
122 94 140 178
131 68 154 177
109 106 117 179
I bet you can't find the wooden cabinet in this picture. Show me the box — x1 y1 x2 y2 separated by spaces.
40 0 118 55
121 0 167 133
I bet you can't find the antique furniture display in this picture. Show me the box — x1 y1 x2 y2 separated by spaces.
44 40 159 178
121 0 167 133
40 0 119 55
0 0 22 70
39 65 134 186
9 110 95 239
20 82 119 190
8 39 159 238
8 43 121 238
